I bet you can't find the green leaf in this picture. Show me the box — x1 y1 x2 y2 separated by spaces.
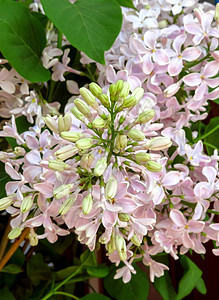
81 294 111 300
55 266 78 281
116 0 135 9
31 12 49 28
154 271 177 300
16 115 32 134
80 249 97 266
204 117 219 155
195 277 207 295
0 0 50 82
41 0 122 64
0 287 15 300
104 263 149 300
27 253 51 287
177 256 202 300
0 264 23 274
86 264 109 278
0 162 11 198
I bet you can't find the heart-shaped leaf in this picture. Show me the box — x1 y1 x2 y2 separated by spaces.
41 0 122 64
0 0 50 82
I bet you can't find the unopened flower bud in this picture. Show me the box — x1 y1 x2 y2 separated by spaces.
89 82 102 97
131 87 144 102
115 235 127 261
94 157 107 176
55 145 78 160
115 79 123 92
61 131 81 142
80 87 97 107
14 147 26 156
92 118 106 129
8 227 22 240
135 152 151 163
81 153 94 169
164 83 180 97
76 138 93 150
49 160 70 171
115 134 128 150
137 110 155 123
74 99 91 117
0 195 15 210
28 228 38 246
43 115 59 133
107 234 116 253
131 234 141 247
58 114 72 132
53 184 73 199
158 20 168 28
82 193 93 215
146 161 162 172
59 196 76 215
146 137 172 151
119 82 130 99
71 106 85 121
123 96 137 108
109 83 117 96
105 176 118 199
118 213 130 222
98 94 110 107
128 129 145 141
21 195 33 212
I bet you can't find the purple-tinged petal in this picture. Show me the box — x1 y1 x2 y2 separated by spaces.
142 54 154 74
34 182 54 198
25 150 41 165
182 47 201 61
188 220 205 233
201 12 213 34
170 209 186 227
5 162 21 180
153 49 169 65
205 78 219 88
203 61 219 78
168 57 183 76
143 30 156 49
208 28 219 38
183 73 202 86
182 231 195 249
194 82 207 101
173 34 186 54
185 22 202 35
162 171 181 187
193 33 204 45
202 166 217 185
26 135 39 149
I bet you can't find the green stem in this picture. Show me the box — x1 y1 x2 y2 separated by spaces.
203 141 218 150
53 291 79 299
47 80 56 103
184 53 210 70
57 30 63 49
207 209 219 215
194 123 219 142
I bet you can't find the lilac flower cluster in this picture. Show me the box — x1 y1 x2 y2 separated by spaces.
0 0 219 283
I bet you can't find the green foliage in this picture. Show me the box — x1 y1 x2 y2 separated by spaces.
0 0 50 82
55 266 78 281
0 264 23 275
0 287 15 300
104 263 150 300
0 162 11 198
27 253 52 287
204 117 219 155
85 264 109 278
81 294 111 300
195 277 207 295
41 0 122 64
116 0 135 9
154 271 177 300
176 256 205 300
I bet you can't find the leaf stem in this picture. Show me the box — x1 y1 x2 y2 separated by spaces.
53 291 79 299
57 30 63 49
194 123 219 142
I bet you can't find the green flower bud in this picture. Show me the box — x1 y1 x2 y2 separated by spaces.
128 129 145 141
55 145 78 160
118 213 130 222
131 234 141 247
115 235 127 261
74 99 91 117
61 131 81 142
107 233 116 254
43 115 59 134
76 138 93 150
115 134 128 150
92 118 106 129
146 161 162 172
80 87 97 107
71 106 85 121
98 94 110 107
58 113 72 132
89 82 102 97
135 152 151 163
21 195 33 213
8 227 22 240
14 147 25 156
105 176 118 199
59 196 76 215
123 96 137 108
137 110 155 124
0 195 15 211
94 157 107 176
53 184 73 199
119 82 130 99
48 160 70 171
82 193 93 215
28 228 38 246
109 83 117 96
146 137 172 151
131 87 144 102
81 153 94 169
116 80 124 92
